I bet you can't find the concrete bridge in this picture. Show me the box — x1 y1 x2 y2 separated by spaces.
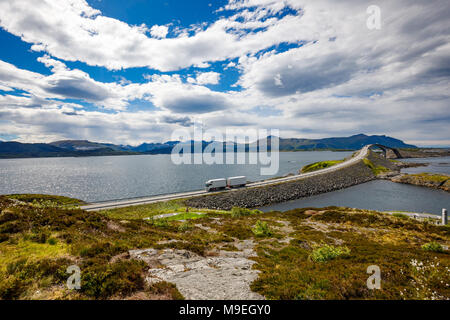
369 144 403 159
81 144 390 211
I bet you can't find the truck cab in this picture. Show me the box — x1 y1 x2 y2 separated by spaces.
205 178 227 192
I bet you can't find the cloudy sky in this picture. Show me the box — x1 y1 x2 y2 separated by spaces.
0 0 449 146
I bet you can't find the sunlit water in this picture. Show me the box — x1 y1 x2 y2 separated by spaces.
0 151 352 202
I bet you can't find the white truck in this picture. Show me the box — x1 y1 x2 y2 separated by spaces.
205 176 247 192
205 178 227 192
227 176 247 188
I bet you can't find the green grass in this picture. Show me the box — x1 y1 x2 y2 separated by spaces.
102 199 185 220
6 194 84 206
102 199 229 220
392 213 409 220
310 244 350 262
231 207 263 218
409 173 448 184
0 239 69 273
301 160 344 173
363 158 389 175
251 220 273 237
422 241 444 253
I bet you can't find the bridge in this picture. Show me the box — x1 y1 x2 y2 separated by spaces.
81 144 378 211
369 144 403 159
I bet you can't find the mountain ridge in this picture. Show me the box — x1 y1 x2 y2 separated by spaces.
0 134 417 159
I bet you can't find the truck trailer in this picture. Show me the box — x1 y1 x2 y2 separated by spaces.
205 176 247 192
226 176 247 188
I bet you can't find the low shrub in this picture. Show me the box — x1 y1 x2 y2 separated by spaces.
178 221 192 232
310 244 350 262
422 241 444 253
81 259 146 299
231 207 262 218
252 220 273 237
392 213 409 220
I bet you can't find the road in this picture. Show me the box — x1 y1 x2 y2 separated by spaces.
81 144 371 211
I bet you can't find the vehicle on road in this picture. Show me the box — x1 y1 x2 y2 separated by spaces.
206 176 247 191
227 176 247 188
205 178 227 192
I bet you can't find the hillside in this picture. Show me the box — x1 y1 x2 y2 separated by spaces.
0 142 138 159
0 134 417 159
278 134 417 150
0 195 448 300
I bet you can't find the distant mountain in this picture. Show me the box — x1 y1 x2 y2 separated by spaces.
49 140 124 151
0 134 417 159
276 134 417 151
0 141 138 158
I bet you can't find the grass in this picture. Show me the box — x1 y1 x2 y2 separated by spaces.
310 244 350 262
252 220 273 237
102 199 229 220
231 207 263 218
422 241 444 253
392 213 409 220
6 194 84 206
0 239 69 272
363 158 389 175
102 199 185 220
392 173 449 191
408 173 448 184
301 160 344 173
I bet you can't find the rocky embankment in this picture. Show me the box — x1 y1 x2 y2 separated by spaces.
186 152 392 210
391 173 450 192
398 148 450 158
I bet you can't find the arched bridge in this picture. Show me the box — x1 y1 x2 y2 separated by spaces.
368 144 403 159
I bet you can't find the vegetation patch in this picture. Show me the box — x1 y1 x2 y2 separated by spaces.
392 173 449 192
363 158 389 175
310 244 351 262
392 213 409 220
6 194 84 206
1 195 449 300
421 241 444 253
231 207 262 218
301 160 344 173
252 220 273 237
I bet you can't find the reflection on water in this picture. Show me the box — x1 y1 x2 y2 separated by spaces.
259 180 449 215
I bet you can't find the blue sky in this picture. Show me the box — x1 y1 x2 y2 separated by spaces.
0 0 449 146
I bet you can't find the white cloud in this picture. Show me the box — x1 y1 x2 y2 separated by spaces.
0 0 309 71
0 0 449 146
150 25 169 39
187 72 221 85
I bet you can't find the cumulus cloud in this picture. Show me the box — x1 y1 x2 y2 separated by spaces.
187 72 221 85
0 0 449 146
150 25 169 38
0 0 308 71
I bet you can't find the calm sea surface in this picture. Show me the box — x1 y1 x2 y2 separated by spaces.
0 151 352 202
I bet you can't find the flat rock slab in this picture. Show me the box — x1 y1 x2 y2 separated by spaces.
129 240 264 300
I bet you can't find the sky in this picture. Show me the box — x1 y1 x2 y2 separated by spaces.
0 0 449 146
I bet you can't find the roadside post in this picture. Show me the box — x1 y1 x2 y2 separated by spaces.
442 208 448 225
